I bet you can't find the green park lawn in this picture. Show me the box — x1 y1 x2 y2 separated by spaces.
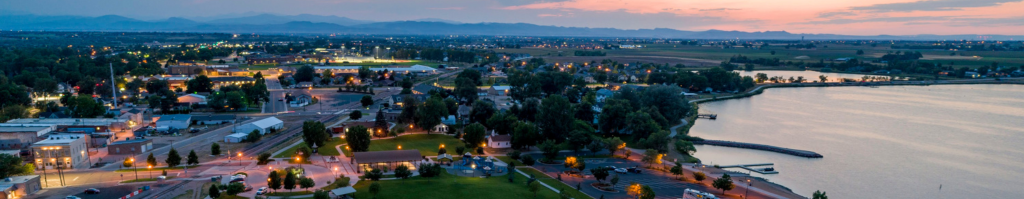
351 171 562 199
517 167 593 199
274 137 347 158
359 134 466 157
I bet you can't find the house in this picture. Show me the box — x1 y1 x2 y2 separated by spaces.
0 175 42 199
595 89 613 102
177 94 207 105
431 123 449 133
477 89 488 97
233 117 284 135
388 94 428 110
192 115 236 125
223 133 248 143
487 130 511 149
296 82 315 88
32 134 90 169
412 84 443 95
488 86 511 96
107 138 153 155
118 109 145 128
441 115 458 125
289 94 312 107
155 115 192 129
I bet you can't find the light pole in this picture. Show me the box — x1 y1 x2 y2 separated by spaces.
148 165 153 179
745 178 752 198
238 152 243 167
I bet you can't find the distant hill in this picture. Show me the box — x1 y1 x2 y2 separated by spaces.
0 14 1020 40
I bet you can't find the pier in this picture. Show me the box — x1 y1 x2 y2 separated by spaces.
696 114 717 119
718 163 779 174
693 140 824 158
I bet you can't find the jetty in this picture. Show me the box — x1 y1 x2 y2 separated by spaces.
718 163 779 174
696 114 717 119
693 140 823 158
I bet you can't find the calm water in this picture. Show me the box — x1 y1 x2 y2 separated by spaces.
690 84 1024 199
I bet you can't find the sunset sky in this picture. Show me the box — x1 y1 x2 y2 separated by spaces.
3 0 1023 35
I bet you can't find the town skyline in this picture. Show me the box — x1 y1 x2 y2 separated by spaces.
3 0 1024 35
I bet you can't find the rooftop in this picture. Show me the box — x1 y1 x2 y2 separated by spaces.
111 139 151 145
354 150 422 163
192 115 236 121
156 114 192 122
6 118 127 126
247 117 283 128
34 135 85 145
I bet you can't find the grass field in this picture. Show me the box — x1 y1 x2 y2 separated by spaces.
358 134 466 157
274 137 347 158
516 167 594 199
351 171 563 199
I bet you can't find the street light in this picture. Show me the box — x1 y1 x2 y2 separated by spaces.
148 165 153 179
238 152 243 167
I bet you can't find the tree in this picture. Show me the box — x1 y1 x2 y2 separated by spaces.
227 182 246 195
349 110 363 120
299 177 316 191
416 97 448 133
486 111 517 135
537 95 573 142
587 141 604 155
454 77 478 103
166 148 182 168
603 137 625 156
856 50 865 55
360 95 374 108
610 174 620 188
209 184 221 198
0 154 32 178
598 99 631 134
528 181 540 199
185 75 213 93
369 182 382 198
713 173 736 194
521 155 536 166
295 65 315 82
539 140 560 162
640 185 656 199
258 153 272 165
640 85 690 121
512 121 541 149
296 145 312 162
398 96 418 124
675 140 696 156
313 190 331 199
68 95 105 118
463 123 487 148
670 162 684 180
641 149 661 166
364 168 384 181
813 190 829 199
246 129 262 143
269 170 282 192
122 158 132 168
284 170 297 191
302 120 329 148
469 99 496 123
146 153 158 167
591 168 609 184
563 156 586 173
211 143 221 155
345 125 372 151
567 129 592 155
744 63 755 71
693 171 707 184
417 163 442 181
187 150 199 166
394 164 412 181
574 101 596 123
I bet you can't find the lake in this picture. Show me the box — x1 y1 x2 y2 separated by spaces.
689 84 1024 198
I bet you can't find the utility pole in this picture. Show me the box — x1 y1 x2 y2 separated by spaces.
110 63 118 108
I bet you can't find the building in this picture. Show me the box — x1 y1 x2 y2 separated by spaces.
0 175 42 199
233 117 284 135
37 112 70 119
192 115 236 125
177 94 208 105
353 150 423 171
155 115 192 129
107 138 153 155
118 109 146 128
223 133 248 143
166 65 207 76
339 121 387 137
6 118 136 147
209 77 256 89
0 124 56 150
487 130 511 149
596 89 614 102
289 95 312 107
388 94 428 110
32 134 89 169
488 86 511 96
314 65 438 75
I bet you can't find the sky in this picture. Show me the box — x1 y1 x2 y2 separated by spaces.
3 0 1024 35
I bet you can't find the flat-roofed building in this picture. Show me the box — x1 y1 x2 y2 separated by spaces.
107 138 153 155
32 134 89 169
233 117 283 135
0 175 42 199
353 150 423 172
6 118 136 147
0 124 56 150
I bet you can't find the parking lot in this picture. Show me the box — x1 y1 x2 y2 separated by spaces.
530 158 765 199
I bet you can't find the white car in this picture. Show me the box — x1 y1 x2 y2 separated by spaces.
614 168 628 174
66 196 82 199
256 187 268 195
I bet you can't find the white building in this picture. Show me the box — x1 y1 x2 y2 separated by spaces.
155 115 192 129
224 133 248 143
233 117 284 135
32 134 90 169
314 65 438 75
487 130 511 149
177 94 208 105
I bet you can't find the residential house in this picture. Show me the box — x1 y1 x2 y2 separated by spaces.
488 86 511 96
487 130 511 149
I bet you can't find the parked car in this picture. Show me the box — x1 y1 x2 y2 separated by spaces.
626 167 643 174
84 188 100 194
256 187 268 195
245 185 254 192
65 196 82 199
614 168 628 174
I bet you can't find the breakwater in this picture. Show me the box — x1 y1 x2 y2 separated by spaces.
692 140 824 158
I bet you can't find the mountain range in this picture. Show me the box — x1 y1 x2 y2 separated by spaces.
1 14 1021 40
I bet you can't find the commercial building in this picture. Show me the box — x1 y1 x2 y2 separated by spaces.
314 65 438 75
233 117 283 135
209 76 256 89
353 150 423 172
177 94 208 105
107 139 153 155
0 175 42 199
6 118 137 147
0 124 56 150
155 115 192 129
192 115 236 125
223 133 248 143
32 134 90 169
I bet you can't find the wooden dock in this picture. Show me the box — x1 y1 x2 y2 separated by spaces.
718 163 779 174
696 114 717 119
